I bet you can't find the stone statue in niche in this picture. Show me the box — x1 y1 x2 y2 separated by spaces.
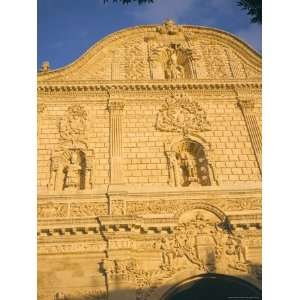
63 151 82 190
165 45 185 79
167 141 213 187
179 145 198 185
48 149 94 192
149 43 193 80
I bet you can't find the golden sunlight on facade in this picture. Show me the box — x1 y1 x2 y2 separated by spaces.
37 20 262 300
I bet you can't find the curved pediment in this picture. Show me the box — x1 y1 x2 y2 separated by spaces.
38 20 261 83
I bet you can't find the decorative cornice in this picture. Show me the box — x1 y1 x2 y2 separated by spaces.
37 80 261 94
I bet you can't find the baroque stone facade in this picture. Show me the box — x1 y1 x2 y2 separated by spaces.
38 20 262 300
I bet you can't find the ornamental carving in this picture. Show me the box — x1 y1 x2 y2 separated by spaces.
38 203 68 218
59 105 87 146
156 19 182 35
156 93 210 134
126 200 225 216
166 139 218 187
38 242 105 254
158 210 250 274
225 198 261 211
102 259 175 300
48 148 94 191
110 200 125 216
149 44 194 79
70 202 108 217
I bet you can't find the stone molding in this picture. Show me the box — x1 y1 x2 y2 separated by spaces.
37 81 262 94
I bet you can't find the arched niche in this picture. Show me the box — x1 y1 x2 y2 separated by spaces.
164 135 218 187
156 273 261 300
48 148 94 191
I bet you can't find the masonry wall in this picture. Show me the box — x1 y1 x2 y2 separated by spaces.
122 94 261 186
38 254 106 300
38 90 261 191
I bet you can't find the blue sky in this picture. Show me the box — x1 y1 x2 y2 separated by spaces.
38 0 261 70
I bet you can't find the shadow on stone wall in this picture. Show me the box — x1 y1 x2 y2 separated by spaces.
51 265 262 300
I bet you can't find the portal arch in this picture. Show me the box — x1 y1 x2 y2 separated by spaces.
152 273 261 300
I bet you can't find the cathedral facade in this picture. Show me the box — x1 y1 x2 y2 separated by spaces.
37 20 262 300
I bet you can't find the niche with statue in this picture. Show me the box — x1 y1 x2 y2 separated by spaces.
48 148 94 191
149 43 195 80
166 139 217 187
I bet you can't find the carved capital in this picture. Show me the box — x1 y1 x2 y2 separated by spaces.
107 101 125 112
238 98 255 111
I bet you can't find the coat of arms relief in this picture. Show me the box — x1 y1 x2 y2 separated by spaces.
101 209 253 300
158 210 249 274
156 93 210 134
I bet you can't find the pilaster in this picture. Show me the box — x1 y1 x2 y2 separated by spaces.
238 97 262 173
108 100 125 185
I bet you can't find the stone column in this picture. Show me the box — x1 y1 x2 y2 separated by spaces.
108 101 125 185
238 98 262 173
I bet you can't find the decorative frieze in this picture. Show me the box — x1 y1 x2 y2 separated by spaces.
38 242 105 254
38 202 108 219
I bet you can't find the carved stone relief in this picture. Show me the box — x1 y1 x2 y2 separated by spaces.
38 202 108 218
38 242 105 254
59 105 87 147
156 210 252 278
165 140 217 187
69 202 108 217
126 200 220 216
156 19 182 36
38 202 68 218
149 43 194 79
156 93 210 134
101 210 255 300
110 199 125 216
124 40 148 80
102 258 175 300
48 148 94 191
201 44 230 78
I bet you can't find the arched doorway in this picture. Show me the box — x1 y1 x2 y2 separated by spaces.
163 274 261 300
